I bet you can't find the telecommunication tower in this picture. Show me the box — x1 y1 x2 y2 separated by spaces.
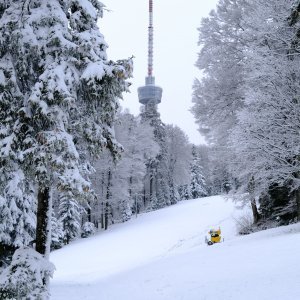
138 0 162 110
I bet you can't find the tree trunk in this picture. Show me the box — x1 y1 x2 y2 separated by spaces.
104 202 109 230
251 198 260 224
143 185 146 207
87 205 91 223
104 169 111 230
295 188 300 222
36 187 50 255
149 173 153 200
101 201 105 229
247 177 260 224
289 3 300 26
101 172 105 229
129 176 132 198
36 186 52 288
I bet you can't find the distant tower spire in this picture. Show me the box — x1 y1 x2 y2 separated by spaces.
148 0 153 77
138 0 162 107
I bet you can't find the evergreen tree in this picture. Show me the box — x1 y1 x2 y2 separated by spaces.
50 210 64 250
81 222 96 238
179 184 192 200
0 169 36 250
0 1 131 293
0 248 55 299
190 146 208 199
58 193 81 244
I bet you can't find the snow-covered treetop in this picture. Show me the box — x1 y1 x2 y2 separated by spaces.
0 0 132 199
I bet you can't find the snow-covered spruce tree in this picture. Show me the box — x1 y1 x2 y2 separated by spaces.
0 3 36 262
0 248 55 300
0 0 131 294
81 221 96 238
58 192 82 244
189 146 208 199
50 210 64 250
0 169 36 265
179 184 192 201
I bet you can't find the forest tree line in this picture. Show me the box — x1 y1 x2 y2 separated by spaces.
192 0 300 227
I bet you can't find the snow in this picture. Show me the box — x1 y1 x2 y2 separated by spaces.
50 195 300 299
0 69 5 84
0 248 55 299
81 62 106 82
76 0 99 20
0 135 15 157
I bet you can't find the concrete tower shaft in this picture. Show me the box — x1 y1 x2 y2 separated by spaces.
138 0 162 106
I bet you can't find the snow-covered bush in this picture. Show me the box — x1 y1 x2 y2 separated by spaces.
179 184 192 200
0 248 55 299
51 212 64 250
234 213 255 235
81 222 96 238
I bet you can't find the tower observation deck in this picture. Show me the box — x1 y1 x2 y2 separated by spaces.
138 0 162 107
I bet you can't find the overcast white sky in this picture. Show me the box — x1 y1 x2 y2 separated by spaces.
101 0 218 144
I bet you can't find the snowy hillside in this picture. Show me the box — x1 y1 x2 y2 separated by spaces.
50 196 300 300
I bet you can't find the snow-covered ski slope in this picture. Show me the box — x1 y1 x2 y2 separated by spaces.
50 195 300 300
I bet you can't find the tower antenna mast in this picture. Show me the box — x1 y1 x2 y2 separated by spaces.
148 0 154 77
138 0 162 106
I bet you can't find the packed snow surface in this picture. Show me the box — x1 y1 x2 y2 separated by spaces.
50 195 300 299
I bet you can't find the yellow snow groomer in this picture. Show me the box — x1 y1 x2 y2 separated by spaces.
206 227 221 245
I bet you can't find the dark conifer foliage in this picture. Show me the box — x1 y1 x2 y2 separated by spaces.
0 0 132 296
